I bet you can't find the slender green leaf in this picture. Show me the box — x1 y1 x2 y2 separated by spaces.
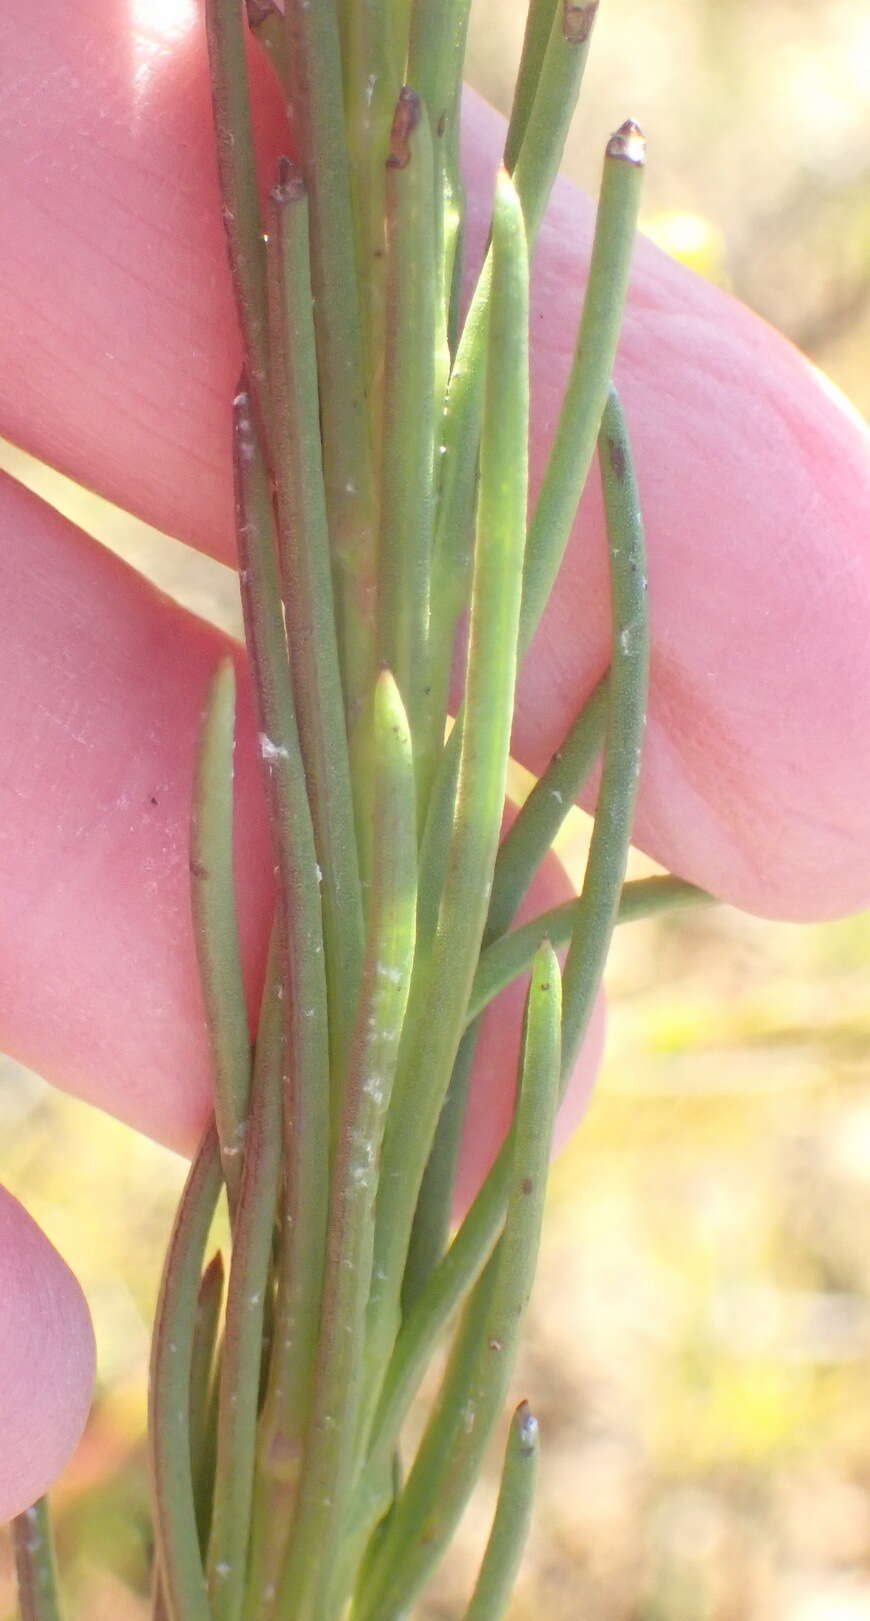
462 1402 540 1621
284 0 379 772
379 90 438 803
363 170 530 1433
486 674 608 942
205 0 270 424
520 120 645 649
560 387 649 1073
190 657 251 1210
190 1251 225 1555
231 394 330 1606
274 671 417 1621
267 166 365 1077
357 945 561 1620
470 876 713 1023
207 950 284 1621
149 1130 223 1621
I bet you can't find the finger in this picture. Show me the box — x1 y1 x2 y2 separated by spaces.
0 471 272 1153
0 1187 95 1523
3 7 869 920
0 0 280 559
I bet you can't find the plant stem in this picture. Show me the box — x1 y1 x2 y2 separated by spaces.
149 1129 223 1621
271 672 417 1621
486 674 609 940
206 951 284 1621
470 876 712 1022
379 89 438 806
205 0 270 432
12 1499 65 1621
231 394 330 1596
190 1252 226 1555
559 387 649 1074
355 944 562 1620
267 166 365 1078
520 120 646 649
284 0 379 781
190 658 252 1211
462 1402 540 1621
419 21 601 877
363 170 531 1432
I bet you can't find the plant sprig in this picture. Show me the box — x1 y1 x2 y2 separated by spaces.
20 4 690 1619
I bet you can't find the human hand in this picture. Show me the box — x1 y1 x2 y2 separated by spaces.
0 0 868 1525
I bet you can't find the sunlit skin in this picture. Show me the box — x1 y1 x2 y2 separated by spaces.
0 0 868 1521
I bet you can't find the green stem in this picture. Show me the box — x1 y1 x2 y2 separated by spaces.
231 394 330 1595
487 674 608 940
284 0 379 771
206 951 284 1621
349 1139 504 1577
400 1022 478 1314
13 1499 64 1621
205 0 271 430
470 876 713 1022
356 944 562 1621
335 0 402 459
406 0 473 354
363 171 530 1428
190 1252 226 1557
364 884 710 1486
149 1130 223 1621
267 166 365 1080
420 10 600 855
190 658 252 1211
520 120 646 650
462 1402 540 1621
511 0 600 245
379 90 438 802
559 387 650 1073
504 0 566 168
400 670 608 1305
272 672 417 1621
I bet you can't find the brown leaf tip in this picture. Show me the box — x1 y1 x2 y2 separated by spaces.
272 155 306 205
606 119 646 166
563 1 599 44
388 87 422 169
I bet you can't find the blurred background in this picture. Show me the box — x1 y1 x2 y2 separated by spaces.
1 0 870 1615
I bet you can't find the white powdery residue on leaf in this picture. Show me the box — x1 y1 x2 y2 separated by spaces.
259 733 289 763
375 961 402 984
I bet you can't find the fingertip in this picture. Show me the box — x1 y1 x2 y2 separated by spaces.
0 1188 95 1523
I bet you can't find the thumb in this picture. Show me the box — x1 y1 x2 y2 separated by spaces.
0 1187 94 1523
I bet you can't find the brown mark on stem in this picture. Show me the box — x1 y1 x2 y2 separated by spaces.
607 436 627 482
271 154 306 206
388 88 422 170
563 1 598 44
246 0 280 26
606 119 646 166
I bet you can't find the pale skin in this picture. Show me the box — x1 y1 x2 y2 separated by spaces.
0 0 868 1523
